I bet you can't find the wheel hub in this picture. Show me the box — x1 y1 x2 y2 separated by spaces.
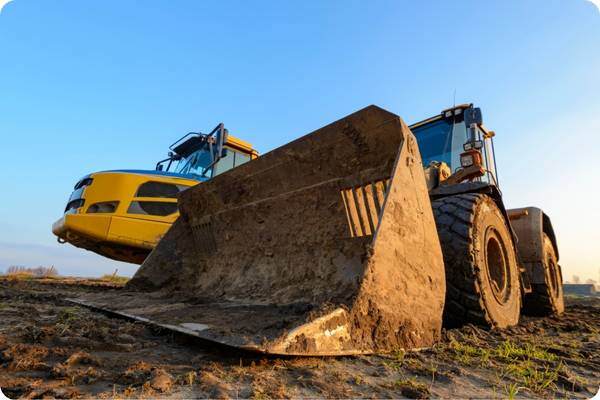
485 229 510 304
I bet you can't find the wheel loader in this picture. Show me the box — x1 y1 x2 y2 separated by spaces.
52 124 258 264
67 104 564 356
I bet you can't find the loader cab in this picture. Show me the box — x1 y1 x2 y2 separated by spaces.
409 104 499 186
155 123 257 180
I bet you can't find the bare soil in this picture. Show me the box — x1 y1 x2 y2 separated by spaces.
0 277 598 399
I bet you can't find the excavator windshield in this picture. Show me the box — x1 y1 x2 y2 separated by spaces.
156 124 231 180
411 117 468 173
168 145 252 178
172 147 213 177
157 135 253 180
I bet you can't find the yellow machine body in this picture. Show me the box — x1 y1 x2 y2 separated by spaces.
53 134 258 264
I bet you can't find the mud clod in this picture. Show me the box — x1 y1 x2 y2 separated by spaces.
65 351 100 367
149 368 174 393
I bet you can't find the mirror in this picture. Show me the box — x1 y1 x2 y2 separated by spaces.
463 140 483 151
464 107 483 126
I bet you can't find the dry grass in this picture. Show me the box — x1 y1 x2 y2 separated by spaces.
5 271 36 281
5 266 58 278
98 274 129 285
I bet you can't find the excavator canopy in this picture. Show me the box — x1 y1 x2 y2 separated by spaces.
69 105 446 355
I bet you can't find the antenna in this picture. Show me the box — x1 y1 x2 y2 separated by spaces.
453 89 456 108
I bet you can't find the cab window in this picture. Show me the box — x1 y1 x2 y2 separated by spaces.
211 148 253 177
413 119 468 173
212 149 235 177
234 151 251 166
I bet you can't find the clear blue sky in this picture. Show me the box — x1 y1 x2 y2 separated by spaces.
1 0 599 280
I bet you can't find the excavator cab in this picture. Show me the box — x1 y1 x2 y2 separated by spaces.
410 104 499 187
156 123 255 179
52 124 258 264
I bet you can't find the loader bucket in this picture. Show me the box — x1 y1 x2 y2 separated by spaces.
69 105 446 355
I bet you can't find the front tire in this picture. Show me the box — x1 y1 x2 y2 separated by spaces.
432 194 521 328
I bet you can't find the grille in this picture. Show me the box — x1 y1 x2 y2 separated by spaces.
127 201 178 216
136 181 189 198
87 201 119 214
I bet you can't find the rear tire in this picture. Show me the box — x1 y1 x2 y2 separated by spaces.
523 234 564 316
432 194 521 328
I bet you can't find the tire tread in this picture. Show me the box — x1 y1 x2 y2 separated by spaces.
432 194 494 327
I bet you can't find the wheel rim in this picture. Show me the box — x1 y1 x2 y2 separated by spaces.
485 228 510 304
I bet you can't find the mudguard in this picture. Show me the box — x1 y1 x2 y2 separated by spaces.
507 207 559 284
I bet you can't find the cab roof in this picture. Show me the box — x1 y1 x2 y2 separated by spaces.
409 103 495 138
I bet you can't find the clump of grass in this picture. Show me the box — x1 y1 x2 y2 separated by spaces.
402 357 439 378
448 340 491 365
495 340 557 362
504 382 521 399
448 338 562 393
99 274 129 284
56 307 81 335
57 307 80 323
449 339 556 366
502 360 562 393
6 271 35 281
490 340 561 394
395 376 430 399
183 371 196 387
353 374 363 385
5 265 58 278
383 348 406 371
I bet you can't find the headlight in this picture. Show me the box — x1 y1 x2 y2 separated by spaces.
65 199 85 213
460 154 474 168
463 140 483 151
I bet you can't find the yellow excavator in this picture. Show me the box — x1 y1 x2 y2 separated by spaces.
52 124 258 264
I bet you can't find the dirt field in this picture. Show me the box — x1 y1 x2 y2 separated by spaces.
0 277 598 399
